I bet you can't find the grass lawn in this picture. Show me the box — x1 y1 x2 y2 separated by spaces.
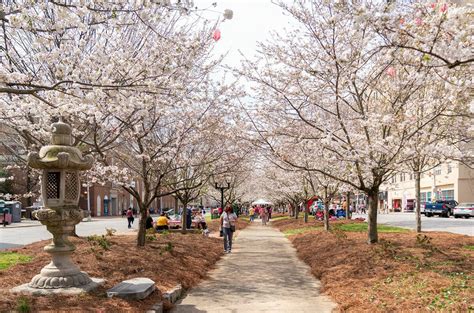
464 245 474 251
283 226 322 236
336 222 409 233
0 252 32 270
271 216 290 221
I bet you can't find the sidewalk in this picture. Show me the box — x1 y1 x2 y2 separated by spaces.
2 216 126 229
1 219 42 229
173 221 336 313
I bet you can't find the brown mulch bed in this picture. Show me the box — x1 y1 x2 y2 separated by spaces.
272 217 474 312
0 232 224 312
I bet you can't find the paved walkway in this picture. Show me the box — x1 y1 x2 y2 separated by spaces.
173 221 336 313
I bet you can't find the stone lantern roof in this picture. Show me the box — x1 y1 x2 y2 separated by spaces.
28 120 93 170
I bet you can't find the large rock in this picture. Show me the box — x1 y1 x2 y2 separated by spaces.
107 277 155 300
163 284 183 303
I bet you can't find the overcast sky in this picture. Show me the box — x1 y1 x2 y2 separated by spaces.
197 0 290 67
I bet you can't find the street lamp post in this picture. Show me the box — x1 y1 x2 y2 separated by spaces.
215 181 230 212
87 182 91 222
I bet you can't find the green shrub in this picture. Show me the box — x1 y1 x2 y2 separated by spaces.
16 296 30 313
164 242 173 252
159 230 169 236
87 235 111 252
146 234 156 242
416 234 440 253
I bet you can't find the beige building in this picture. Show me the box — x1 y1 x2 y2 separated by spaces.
381 161 474 212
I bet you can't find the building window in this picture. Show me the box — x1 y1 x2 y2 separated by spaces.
447 164 452 174
421 192 433 204
434 167 441 175
400 173 406 182
409 173 413 180
440 190 454 201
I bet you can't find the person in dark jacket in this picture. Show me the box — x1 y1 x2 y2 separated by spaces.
186 207 192 229
145 213 153 230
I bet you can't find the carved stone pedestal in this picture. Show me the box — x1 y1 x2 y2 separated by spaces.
11 208 104 295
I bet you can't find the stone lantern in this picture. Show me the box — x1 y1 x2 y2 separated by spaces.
14 119 102 293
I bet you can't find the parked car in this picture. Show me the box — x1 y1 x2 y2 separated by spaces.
453 203 474 219
424 200 458 217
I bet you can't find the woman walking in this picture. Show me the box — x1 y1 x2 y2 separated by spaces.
220 206 237 253
126 208 134 229
260 206 268 225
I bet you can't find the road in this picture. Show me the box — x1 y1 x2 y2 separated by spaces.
0 216 140 250
353 212 473 236
1 213 472 250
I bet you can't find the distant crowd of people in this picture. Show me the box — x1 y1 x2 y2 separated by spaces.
247 206 272 225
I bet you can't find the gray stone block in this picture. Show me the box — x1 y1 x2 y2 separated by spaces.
163 284 183 303
107 277 155 300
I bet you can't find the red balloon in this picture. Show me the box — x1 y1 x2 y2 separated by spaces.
212 29 221 41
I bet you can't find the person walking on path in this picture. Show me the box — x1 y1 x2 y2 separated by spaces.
126 208 134 229
249 207 255 222
260 206 268 225
220 206 237 253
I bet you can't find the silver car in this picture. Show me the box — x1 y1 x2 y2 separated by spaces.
453 203 474 219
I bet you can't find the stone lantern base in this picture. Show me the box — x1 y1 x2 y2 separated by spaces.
10 278 105 296
11 278 104 296
11 208 104 295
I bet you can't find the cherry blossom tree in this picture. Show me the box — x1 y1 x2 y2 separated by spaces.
374 2 473 69
239 0 471 243
0 1 238 246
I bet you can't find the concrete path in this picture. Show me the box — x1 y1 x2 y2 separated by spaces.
173 221 336 313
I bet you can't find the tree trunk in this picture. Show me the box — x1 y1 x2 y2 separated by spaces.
323 199 330 231
304 200 309 223
295 203 300 220
137 203 147 247
174 197 179 215
415 171 422 233
367 189 379 244
345 191 351 220
323 186 330 231
181 201 188 234
26 167 33 207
